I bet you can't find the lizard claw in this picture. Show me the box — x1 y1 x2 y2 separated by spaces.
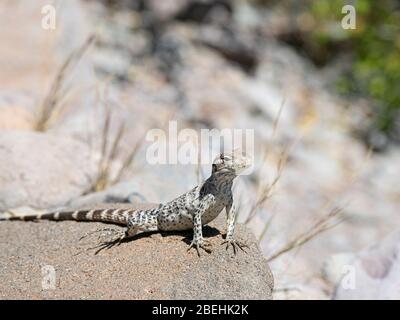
222 238 249 254
79 227 121 242
187 238 212 256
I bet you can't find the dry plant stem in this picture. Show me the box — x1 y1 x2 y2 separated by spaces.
244 99 286 224
266 219 342 263
271 97 285 138
100 107 111 171
257 211 276 244
36 35 96 131
93 108 112 192
244 148 288 224
93 119 141 192
245 131 304 225
265 206 344 262
111 136 143 186
93 88 170 192
264 147 372 262
92 96 181 192
108 123 125 163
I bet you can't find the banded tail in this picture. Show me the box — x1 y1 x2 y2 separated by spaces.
1 208 147 225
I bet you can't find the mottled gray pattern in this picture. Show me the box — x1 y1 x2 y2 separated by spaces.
3 151 251 255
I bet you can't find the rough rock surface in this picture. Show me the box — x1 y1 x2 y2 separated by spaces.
0 131 96 211
0 205 274 300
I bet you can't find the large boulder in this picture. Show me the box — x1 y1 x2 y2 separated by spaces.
0 131 96 211
0 205 274 299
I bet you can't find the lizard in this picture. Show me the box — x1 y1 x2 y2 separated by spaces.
1 150 251 256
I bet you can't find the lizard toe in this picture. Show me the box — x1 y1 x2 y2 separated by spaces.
222 239 249 254
187 239 212 256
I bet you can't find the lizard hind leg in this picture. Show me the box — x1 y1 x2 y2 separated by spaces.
87 225 138 255
87 213 158 254
125 223 140 238
124 214 158 239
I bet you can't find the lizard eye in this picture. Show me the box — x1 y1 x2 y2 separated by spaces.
220 153 224 160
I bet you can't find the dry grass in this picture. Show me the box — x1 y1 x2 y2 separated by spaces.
239 96 346 264
244 147 288 225
260 147 372 262
271 97 285 138
265 205 345 262
244 98 288 225
243 96 369 263
91 108 143 192
35 35 96 131
257 210 276 245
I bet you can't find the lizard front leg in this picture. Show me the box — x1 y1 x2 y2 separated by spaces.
187 196 214 256
222 200 249 254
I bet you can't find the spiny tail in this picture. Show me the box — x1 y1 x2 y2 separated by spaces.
0 208 144 226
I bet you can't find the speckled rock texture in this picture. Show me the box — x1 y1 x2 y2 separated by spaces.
0 205 273 300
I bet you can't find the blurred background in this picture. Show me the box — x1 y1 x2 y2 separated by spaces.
0 0 399 299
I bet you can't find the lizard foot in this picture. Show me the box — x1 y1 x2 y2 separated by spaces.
80 229 129 255
88 234 126 255
187 238 212 256
79 227 121 242
88 225 142 255
222 238 249 254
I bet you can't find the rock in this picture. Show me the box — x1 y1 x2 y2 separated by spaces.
0 131 96 211
273 280 330 300
0 0 99 135
67 181 152 208
147 0 190 21
0 206 274 299
0 91 37 130
2 0 400 300
333 231 400 300
322 253 356 286
68 160 203 208
0 0 92 94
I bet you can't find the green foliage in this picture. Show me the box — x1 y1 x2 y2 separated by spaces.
255 0 400 139
308 0 400 137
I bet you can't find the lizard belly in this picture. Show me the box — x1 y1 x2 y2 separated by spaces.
157 204 223 231
157 211 193 231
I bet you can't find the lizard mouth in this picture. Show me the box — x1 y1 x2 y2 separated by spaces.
234 157 252 175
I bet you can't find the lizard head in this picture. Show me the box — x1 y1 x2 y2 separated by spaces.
212 149 252 176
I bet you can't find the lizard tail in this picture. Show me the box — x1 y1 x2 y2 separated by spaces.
1 208 140 225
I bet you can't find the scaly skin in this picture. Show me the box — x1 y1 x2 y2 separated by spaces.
2 150 251 256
